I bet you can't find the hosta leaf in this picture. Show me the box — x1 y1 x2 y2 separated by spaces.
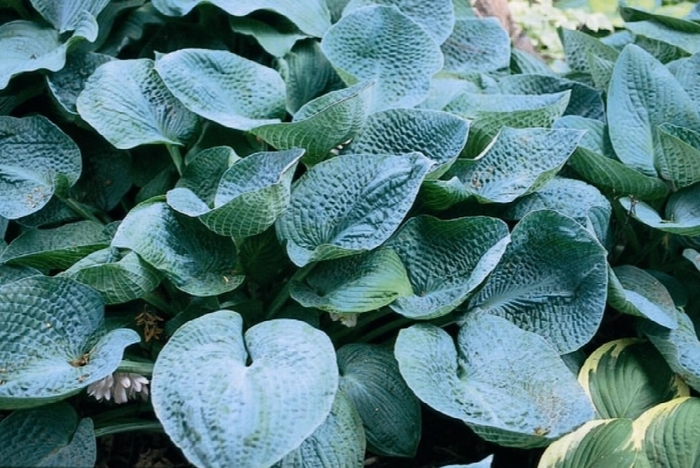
177 146 239 206
239 228 290 285
422 127 583 207
337 344 421 457
252 82 373 166
168 148 303 238
60 248 162 305
47 52 113 116
321 5 443 112
445 91 571 155
560 29 619 74
151 310 338 468
272 391 365 468
442 455 494 468
537 419 637 468
0 115 81 220
588 53 616 93
29 0 109 32
578 339 688 420
281 39 341 114
498 74 605 121
343 0 454 44
386 215 510 320
290 249 412 314
607 266 678 329
344 108 469 178
0 16 98 90
77 59 200 149
0 276 140 409
0 264 41 287
0 402 96 468
626 20 700 55
511 49 555 76
0 221 112 270
553 116 668 201
276 152 432 267
395 315 594 448
656 123 700 189
620 183 700 236
112 199 243 296
505 177 611 246
154 49 286 131
151 0 331 37
441 18 509 74
633 397 700 467
467 210 608 354
641 309 700 391
608 44 700 176
230 16 307 58
670 53 700 106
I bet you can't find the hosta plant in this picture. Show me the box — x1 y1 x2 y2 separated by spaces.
2 0 700 467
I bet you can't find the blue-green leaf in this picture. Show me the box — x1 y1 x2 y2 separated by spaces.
620 183 700 236
337 344 420 457
607 44 700 176
29 0 109 32
395 315 594 448
0 115 81 219
112 199 243 296
321 5 443 112
151 310 338 468
167 149 303 238
151 0 331 37
467 210 608 354
441 18 510 73
608 265 678 329
0 402 96 468
386 215 509 320
0 276 139 409
77 59 200 149
155 49 286 131
47 52 113 117
276 152 432 266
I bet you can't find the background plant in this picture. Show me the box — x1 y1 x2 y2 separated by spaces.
2 0 700 467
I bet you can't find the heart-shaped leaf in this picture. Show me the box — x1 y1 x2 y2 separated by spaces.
560 29 619 75
112 199 243 296
467 210 608 354
0 115 81 219
578 339 688 420
344 108 469 178
656 123 700 189
337 344 421 457
176 146 239 205
151 0 331 37
0 402 96 467
385 215 510 320
167 149 303 238
538 419 637 468
252 82 373 166
0 276 140 409
276 152 432 267
505 178 612 246
0 221 112 270
395 315 594 448
607 265 678 329
77 58 200 149
60 248 162 305
321 5 443 112
608 44 700 176
0 16 98 90
671 53 700 107
422 127 583 207
151 310 338 468
272 391 365 468
441 18 510 74
633 397 700 467
155 48 286 131
290 249 412 314
620 183 700 236
343 0 455 44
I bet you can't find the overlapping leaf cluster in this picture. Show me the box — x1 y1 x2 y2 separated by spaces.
2 0 700 467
